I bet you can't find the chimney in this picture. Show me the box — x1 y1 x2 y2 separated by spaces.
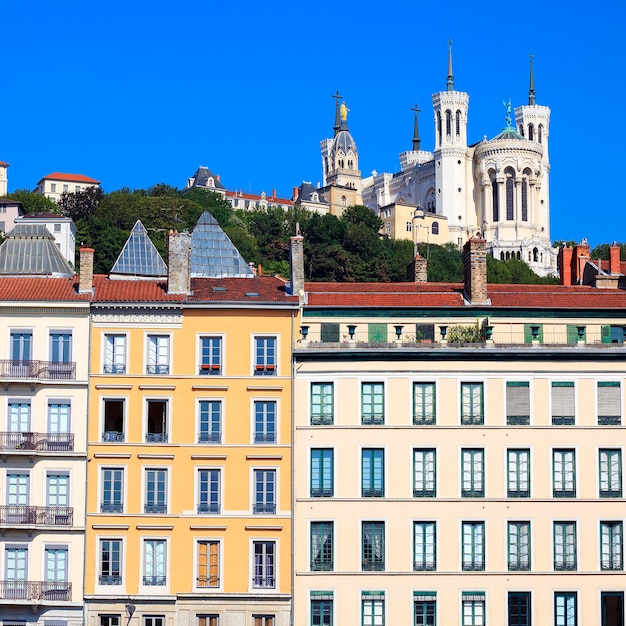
216 174 220 182
289 234 305 300
559 245 573 286
573 240 590 285
292 186 299 201
272 189 276 198
609 243 621 274
167 230 191 294
407 253 428 282
78 246 94 293
463 237 489 304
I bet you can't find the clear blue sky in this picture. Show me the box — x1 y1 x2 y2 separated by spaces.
3 0 624 248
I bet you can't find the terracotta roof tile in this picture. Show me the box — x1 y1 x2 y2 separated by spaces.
0 276 90 301
225 190 293 205
39 172 100 184
92 275 184 303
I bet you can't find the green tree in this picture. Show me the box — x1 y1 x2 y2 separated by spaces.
58 186 104 221
6 189 58 214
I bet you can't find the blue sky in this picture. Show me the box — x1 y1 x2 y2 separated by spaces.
3 0 624 247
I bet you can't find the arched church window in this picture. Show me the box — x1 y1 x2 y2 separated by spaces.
445 110 452 137
456 110 461 136
501 252 505 261
516 251 520 260
521 179 528 221
437 112 442 145
348 159 353 169
519 125 524 137
432 222 439 235
538 125 543 144
528 124 534 141
533 248 538 262
505 168 515 220
506 252 510 260
491 172 499 222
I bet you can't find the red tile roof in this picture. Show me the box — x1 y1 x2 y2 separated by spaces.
0 161 9 166
39 172 100 184
0 277 90 301
92 276 185 303
225 190 294 206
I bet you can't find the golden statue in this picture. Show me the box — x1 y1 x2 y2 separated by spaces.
340 102 349 122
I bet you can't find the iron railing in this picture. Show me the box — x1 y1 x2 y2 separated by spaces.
0 432 74 452
0 360 75 380
0 580 72 600
0 505 73 526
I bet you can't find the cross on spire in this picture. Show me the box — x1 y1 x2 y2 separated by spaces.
333 90 343 136
411 104 421 151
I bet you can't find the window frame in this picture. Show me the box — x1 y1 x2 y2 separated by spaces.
552 449 576 498
597 381 622 425
599 448 622 497
461 382 484 425
311 448 334 497
413 521 436 571
361 382 385 425
414 592 436 626
413 448 436 498
554 592 577 626
141 538 168 588
252 399 278 444
506 381 530 425
253 335 278 376
251 539 276 589
143 467 169 514
362 521 385 571
198 335 223 376
101 396 127 443
462 592 486 626
507 448 530 498
311 382 334 425
508 591 531 626
197 399 223 444
461 448 485 497
252 468 277 515
551 381 575 425
553 521 577 571
49 329 72 364
507 521 531 571
461 521 485 571
144 396 170 444
361 448 384 497
197 468 221 514
196 539 221 589
362 593 385 626
600 520 623 570
102 333 127 374
98 537 123 587
145 333 171 375
311 595 333 626
413 382 436 425
310 521 334 571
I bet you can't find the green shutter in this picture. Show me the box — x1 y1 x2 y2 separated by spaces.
566 325 579 345
320 323 339 342
368 323 387 342
524 324 543 344
602 325 612 344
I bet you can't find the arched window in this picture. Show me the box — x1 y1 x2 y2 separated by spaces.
505 168 515 220
538 125 543 144
519 125 524 137
506 252 510 260
437 112 442 145
516 251 520 260
445 110 452 137
208 178 214 188
312 192 319 202
501 251 505 261
490 171 499 222
456 110 461 136
432 222 439 235
348 159 353 169
528 124 534 141
521 179 528 221
533 248 538 262
341 196 347 207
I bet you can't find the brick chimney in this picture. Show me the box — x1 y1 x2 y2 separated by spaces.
573 240 590 285
406 253 428 282
289 234 305 301
463 237 489 304
292 186 299 201
559 245 573 286
78 246 94 293
609 243 621 274
167 230 191 294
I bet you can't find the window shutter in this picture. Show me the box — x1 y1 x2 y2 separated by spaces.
506 382 530 418
598 382 621 419
552 382 575 418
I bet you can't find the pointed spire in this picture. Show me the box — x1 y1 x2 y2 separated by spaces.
446 40 455 91
528 53 536 105
332 91 343 137
411 104 421 151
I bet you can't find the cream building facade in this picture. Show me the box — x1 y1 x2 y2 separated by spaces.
34 172 100 203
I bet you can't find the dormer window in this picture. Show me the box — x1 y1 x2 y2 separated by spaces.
311 193 319 202
208 178 214 188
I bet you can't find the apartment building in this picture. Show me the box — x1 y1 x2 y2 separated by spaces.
34 173 100 203
292 237 626 626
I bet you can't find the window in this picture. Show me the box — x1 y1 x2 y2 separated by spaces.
99 539 122 585
48 400 70 435
554 522 576 570
553 449 576 497
197 540 219 587
507 449 530 498
199 336 222 375
311 449 333 497
368 323 387 342
600 449 622 497
601 521 623 570
462 592 486 626
144 618 164 626
198 617 219 626
414 593 436 626
11 330 32 361
198 469 220 514
413 522 436 571
506 382 530 425
598 382 621 425
413 448 436 497
431 221 439 235
551 382 574 424
311 522 333 571
415 324 435 342
413 383 436 424
62 184 68 192
8 400 30 432
508 521 530 571
523 324 543 344
254 336 276 375
50 331 72 363
461 383 484 425
99 617 121 626
361 382 384 425
5 545 27 585
602 325 626 344
145 469 167 513
462 522 485 571
145 399 168 443
7 472 29 505
45 546 68 583
508 592 531 626
253 618 274 626
311 382 334 425
253 469 276 514
104 334 126 374
555 592 577 626
101 468 123 513
143 539 166 585
254 401 276 443
601 592 624 626
320 323 339 342
311 595 333 626
198 400 222 443
102 399 125 442
462 449 484 497
362 449 384 497
362 593 384 626
47 472 69 510
252 541 275 588
146 335 169 374
51 183 57 192
362 522 385 571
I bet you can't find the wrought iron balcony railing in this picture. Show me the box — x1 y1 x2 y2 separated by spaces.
0 360 76 380
0 505 73 526
0 432 74 452
0 580 72 601
98 575 122 585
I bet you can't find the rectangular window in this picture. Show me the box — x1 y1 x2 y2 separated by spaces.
462 448 484 497
462 522 485 571
362 521 385 571
508 592 531 626
506 382 530 425
145 469 167 514
461 382 484 425
413 383 436 425
601 592 624 626
102 399 125 442
199 336 222 375
311 382 334 425
50 331 72 363
416 323 435 342
198 616 219 626
7 473 29 505
311 522 333 571
362 595 384 626
320 323 339 342
45 546 68 582
311 449 333 497
253 469 276 514
5 545 27 582
104 334 126 374
146 335 169 375
413 522 436 571
101 468 124 513
143 617 164 626
143 539 166 586
197 540 219 587
198 400 222 443
198 469 220 514
51 183 57 192
553 449 576 497
311 597 333 626
602 325 625 344
362 449 384 497
566 324 584 345
48 401 70 435
554 522 577 570
254 336 277 375
598 382 621 425
601 521 623 570
145 399 168 443
99 539 122 585
254 401 277 443
253 617 274 626
10 330 32 364
462 592 486 626
507 449 530 497
551 382 575 425
413 448 436 497
252 541 275 588
414 593 436 626
100 617 121 626
8 400 30 432
361 382 384 425
508 521 530 571
600 449 622 497
47 472 69 508
555 592 577 626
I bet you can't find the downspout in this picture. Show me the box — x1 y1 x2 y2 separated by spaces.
82 303 93 626
290 305 295 626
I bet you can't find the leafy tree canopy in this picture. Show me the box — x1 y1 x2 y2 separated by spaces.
6 189 58 214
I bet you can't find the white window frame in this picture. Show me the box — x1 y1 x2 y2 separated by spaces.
145 333 171 375
251 335 279 376
140 537 169 592
143 396 171 444
249 537 279 592
195 466 223 515
196 397 224 444
96 535 125 590
197 334 225 376
102 333 128 374
250 397 280 444
142 466 170 515
99 465 127 514
250 466 279 515
193 537 223 591
100 396 128 443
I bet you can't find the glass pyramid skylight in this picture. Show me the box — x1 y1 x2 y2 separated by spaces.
110 220 167 277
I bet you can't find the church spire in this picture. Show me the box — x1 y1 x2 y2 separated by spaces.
411 104 421 151
446 40 455 91
528 54 536 105
332 90 342 137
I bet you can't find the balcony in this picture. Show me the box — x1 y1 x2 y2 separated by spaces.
197 503 220 514
413 561 436 571
102 431 124 442
0 505 73 526
0 432 74 453
98 575 122 585
143 575 166 586
199 364 221 376
253 503 276 514
0 580 72 601
198 432 221 444
146 364 170 375
0 360 75 381
252 575 275 588
145 432 168 443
